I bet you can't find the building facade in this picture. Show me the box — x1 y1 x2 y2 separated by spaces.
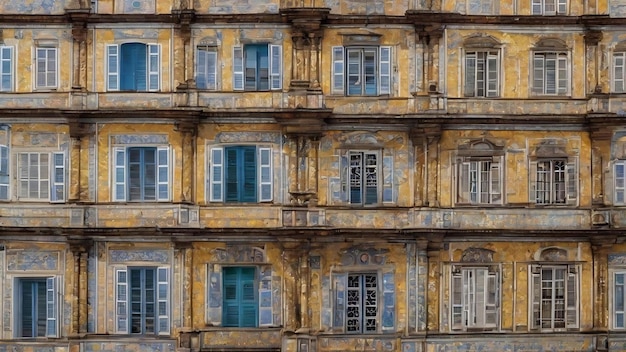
0 0 625 351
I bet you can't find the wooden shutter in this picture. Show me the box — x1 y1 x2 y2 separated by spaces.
532 54 544 94
157 267 170 335
116 268 129 333
107 45 119 91
113 147 126 202
566 266 578 328
50 152 65 203
486 52 499 97
225 148 239 201
615 53 625 92
332 272 347 332
383 153 393 203
565 158 578 205
0 145 9 200
615 272 625 328
379 46 391 95
0 46 13 91
332 46 345 94
557 54 568 95
46 277 58 337
258 147 272 202
120 43 147 91
530 265 541 330
242 147 257 202
148 44 160 91
474 268 487 327
156 147 169 201
209 147 224 202
490 157 502 204
258 266 273 326
269 44 282 90
529 160 538 203
233 46 244 90
465 52 477 97
223 267 257 327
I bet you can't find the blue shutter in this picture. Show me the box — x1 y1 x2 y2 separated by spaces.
120 43 147 91
225 146 257 202
50 152 65 203
225 147 239 202
0 46 13 91
233 46 244 90
107 45 119 91
113 147 126 202
258 147 272 202
242 147 257 202
196 47 216 90
269 44 282 90
258 267 273 326
382 271 395 331
157 267 169 335
116 268 129 333
333 272 347 332
157 147 169 201
383 154 393 203
223 267 258 327
332 47 345 94
0 145 9 200
46 277 58 337
245 45 261 90
148 44 160 91
379 46 391 95
209 147 224 202
616 273 625 328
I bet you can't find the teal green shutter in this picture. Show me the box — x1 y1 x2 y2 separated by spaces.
259 147 272 202
107 45 119 90
116 268 129 333
157 267 169 335
157 147 169 201
233 46 244 90
46 277 58 337
332 46 344 94
225 148 239 201
242 147 257 202
209 147 224 202
223 267 258 327
50 152 65 203
225 146 257 202
120 43 147 91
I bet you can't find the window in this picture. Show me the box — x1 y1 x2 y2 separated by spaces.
451 267 498 331
334 150 394 206
532 52 568 95
332 46 391 96
115 267 169 335
532 0 567 14
614 271 626 329
15 277 58 338
457 158 501 204
0 46 13 91
233 44 282 91
35 47 57 90
530 265 578 330
616 160 626 204
196 46 217 90
112 146 170 202
208 146 272 203
107 43 160 91
17 152 66 202
530 159 577 205
332 273 379 333
465 51 499 97
614 52 626 93
223 267 257 327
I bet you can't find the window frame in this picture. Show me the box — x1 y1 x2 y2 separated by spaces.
331 46 391 96
35 46 58 90
207 145 273 203
0 45 14 92
531 51 569 96
529 264 579 331
532 0 567 15
196 45 218 90
16 151 66 203
456 156 502 205
106 42 161 92
112 145 170 202
612 269 626 330
529 157 577 206
14 276 59 338
115 266 169 336
613 51 626 93
232 44 282 91
615 160 626 205
334 272 380 334
450 265 499 331
464 50 500 98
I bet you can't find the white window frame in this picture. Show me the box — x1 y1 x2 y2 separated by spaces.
464 50 500 97
331 46 392 96
196 45 218 90
0 46 14 92
232 44 282 91
532 0 567 15
614 51 626 93
456 157 502 205
16 151 66 203
615 160 626 205
106 43 161 92
612 269 626 330
529 264 579 331
450 266 499 331
529 158 577 205
531 51 569 96
111 145 171 202
35 47 58 90
14 276 60 338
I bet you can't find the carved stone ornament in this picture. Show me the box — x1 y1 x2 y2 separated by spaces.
212 245 266 263
340 247 389 266
461 247 494 263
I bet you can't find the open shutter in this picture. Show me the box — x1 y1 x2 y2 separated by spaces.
209 147 224 202
451 270 463 330
157 267 169 335
0 145 9 200
486 52 498 97
615 53 625 92
46 277 58 337
465 52 476 96
615 273 625 329
490 157 502 204
565 158 578 205
0 46 13 91
458 161 470 203
107 45 119 91
332 272 347 332
566 266 578 328
259 147 272 202
474 269 486 327
332 46 345 94
485 271 498 327
532 54 544 94
557 54 568 95
233 46 244 90
157 147 169 201
382 271 395 331
206 264 223 325
50 152 65 203
113 147 126 201
116 268 129 333
530 265 541 330
383 153 393 203
258 266 273 326
148 44 160 91
269 44 282 90
379 46 391 95
529 160 538 203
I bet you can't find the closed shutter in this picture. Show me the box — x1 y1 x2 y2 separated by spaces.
0 46 13 91
241 147 257 202
120 43 147 91
148 44 160 91
259 147 272 202
269 44 282 90
46 277 58 337
332 47 345 94
107 45 119 91
225 148 239 201
615 53 625 92
113 147 126 201
379 46 391 95
209 147 223 202
565 158 578 205
116 268 129 333
157 147 169 201
0 145 9 200
157 267 169 335
50 152 65 203
233 46 244 90
223 267 257 327
332 272 347 332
